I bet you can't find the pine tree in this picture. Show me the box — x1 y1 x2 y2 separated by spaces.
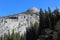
16 32 20 40
38 8 45 35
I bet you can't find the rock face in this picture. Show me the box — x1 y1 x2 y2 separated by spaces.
29 7 40 13
0 7 39 36
55 19 60 32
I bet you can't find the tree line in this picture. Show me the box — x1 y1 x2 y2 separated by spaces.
26 7 60 40
0 7 60 40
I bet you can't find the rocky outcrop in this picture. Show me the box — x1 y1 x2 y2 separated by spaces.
0 7 39 36
55 19 60 32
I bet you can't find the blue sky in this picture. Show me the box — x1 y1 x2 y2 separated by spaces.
0 0 60 16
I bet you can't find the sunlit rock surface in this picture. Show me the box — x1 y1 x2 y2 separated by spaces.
0 7 39 36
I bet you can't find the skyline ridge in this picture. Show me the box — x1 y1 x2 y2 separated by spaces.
0 0 60 16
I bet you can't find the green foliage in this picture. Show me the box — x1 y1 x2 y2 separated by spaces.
0 7 60 40
26 7 60 40
0 30 21 40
